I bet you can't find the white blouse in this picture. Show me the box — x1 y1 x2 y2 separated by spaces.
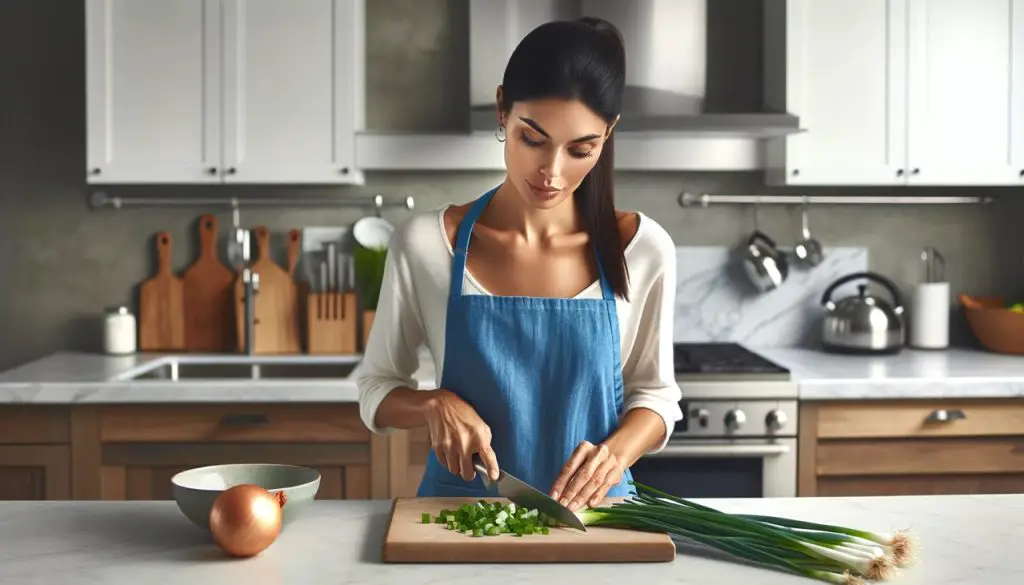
355 204 684 454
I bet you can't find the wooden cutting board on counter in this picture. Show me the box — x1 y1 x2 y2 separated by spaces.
138 231 185 350
382 497 676 563
181 214 235 351
234 226 301 353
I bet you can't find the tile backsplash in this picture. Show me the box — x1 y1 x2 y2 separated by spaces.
674 246 869 348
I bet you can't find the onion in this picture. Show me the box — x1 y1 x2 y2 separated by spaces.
209 484 287 557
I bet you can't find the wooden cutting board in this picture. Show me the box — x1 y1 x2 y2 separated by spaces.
381 497 676 563
138 231 185 351
234 226 301 353
181 214 235 352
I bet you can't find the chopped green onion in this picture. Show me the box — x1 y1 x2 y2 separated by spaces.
420 500 557 537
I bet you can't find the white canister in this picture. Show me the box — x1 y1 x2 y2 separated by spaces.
104 306 137 355
909 282 950 349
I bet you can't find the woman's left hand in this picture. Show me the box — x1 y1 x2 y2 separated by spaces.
549 440 625 511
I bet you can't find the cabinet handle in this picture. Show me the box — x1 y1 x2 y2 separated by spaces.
912 168 920 175
225 167 237 175
218 413 270 427
89 168 101 175
925 409 966 423
896 169 904 177
206 167 218 175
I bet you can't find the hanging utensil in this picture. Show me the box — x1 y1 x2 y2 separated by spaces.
793 199 824 267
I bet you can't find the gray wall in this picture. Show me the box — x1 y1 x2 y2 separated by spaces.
1 0 1021 370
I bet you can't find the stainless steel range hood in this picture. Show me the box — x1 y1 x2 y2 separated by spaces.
468 0 801 138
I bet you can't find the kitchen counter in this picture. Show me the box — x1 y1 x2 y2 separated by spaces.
754 347 1024 400
2 345 1023 403
0 494 1019 584
0 350 437 404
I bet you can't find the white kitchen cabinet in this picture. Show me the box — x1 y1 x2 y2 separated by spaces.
766 0 1024 186
85 0 365 185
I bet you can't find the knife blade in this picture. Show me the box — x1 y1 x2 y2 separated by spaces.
472 454 586 532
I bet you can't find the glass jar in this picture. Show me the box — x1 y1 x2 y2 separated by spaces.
104 306 137 355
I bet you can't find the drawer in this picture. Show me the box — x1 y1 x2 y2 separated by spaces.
0 407 69 444
99 404 369 443
815 400 1024 439
817 437 1024 476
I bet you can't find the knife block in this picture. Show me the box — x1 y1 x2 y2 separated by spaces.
306 292 358 354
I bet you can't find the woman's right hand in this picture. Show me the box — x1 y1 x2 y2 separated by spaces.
423 389 500 483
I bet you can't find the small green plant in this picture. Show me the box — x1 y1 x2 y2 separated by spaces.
353 244 388 310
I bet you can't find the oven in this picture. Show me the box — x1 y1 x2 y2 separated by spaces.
628 343 800 499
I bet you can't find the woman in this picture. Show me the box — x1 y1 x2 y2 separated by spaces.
356 16 682 512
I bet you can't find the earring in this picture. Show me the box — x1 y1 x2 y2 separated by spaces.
495 123 506 142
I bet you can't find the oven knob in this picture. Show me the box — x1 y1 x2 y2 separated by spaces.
724 409 746 431
693 408 710 427
766 410 788 432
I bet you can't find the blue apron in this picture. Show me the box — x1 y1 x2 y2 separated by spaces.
416 186 635 498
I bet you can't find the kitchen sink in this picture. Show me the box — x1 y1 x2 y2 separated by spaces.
115 356 361 382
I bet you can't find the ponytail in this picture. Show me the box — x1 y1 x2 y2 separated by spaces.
575 132 629 300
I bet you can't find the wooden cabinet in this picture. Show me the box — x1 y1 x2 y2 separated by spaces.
798 399 1024 496
0 404 390 501
766 0 1024 186
0 407 71 500
85 0 365 185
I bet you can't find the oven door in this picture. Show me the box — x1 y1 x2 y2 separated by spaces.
628 438 797 498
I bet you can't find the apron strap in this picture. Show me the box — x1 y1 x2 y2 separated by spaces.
592 245 615 302
450 186 499 297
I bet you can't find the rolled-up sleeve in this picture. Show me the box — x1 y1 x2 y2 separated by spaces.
621 245 683 453
356 228 426 434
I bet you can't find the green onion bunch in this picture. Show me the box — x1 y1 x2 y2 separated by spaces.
578 481 918 584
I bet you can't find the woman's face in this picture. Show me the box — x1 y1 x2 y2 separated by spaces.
499 97 612 210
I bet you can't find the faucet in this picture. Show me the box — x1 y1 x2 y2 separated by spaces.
235 228 260 355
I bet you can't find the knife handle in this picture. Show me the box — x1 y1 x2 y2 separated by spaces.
471 453 497 482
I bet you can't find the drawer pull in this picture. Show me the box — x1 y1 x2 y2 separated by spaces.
219 414 271 427
926 409 966 423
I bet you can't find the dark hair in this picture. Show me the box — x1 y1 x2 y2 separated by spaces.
499 17 629 300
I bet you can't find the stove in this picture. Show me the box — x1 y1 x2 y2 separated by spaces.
629 342 800 498
674 342 791 379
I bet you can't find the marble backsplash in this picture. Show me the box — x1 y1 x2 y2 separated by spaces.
673 246 870 348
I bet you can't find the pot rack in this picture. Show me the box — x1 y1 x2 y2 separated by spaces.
678 192 995 207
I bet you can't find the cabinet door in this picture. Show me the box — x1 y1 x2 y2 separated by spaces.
905 0 1024 185
85 0 222 183
0 446 71 500
767 0 907 185
221 0 364 184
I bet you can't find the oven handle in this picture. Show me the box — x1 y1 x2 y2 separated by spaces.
645 443 791 458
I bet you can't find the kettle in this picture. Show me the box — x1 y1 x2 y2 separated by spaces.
743 231 788 292
820 271 905 354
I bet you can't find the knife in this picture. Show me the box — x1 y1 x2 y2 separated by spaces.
472 454 586 532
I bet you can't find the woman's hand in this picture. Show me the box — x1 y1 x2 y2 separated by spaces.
549 440 625 511
423 389 500 483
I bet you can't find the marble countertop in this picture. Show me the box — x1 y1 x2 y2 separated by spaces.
753 347 1024 400
1 345 1022 404
0 350 437 404
0 494 1019 584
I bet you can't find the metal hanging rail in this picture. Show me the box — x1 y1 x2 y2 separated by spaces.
88 191 415 213
678 192 995 207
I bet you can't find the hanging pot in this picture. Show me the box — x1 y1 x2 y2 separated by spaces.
743 230 788 292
